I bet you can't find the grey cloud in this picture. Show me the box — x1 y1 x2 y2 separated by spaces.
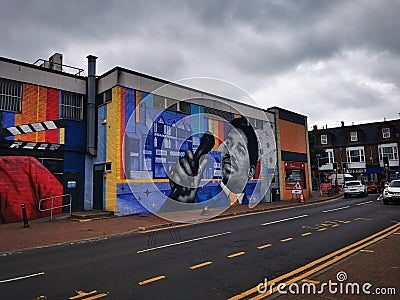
1 0 399 128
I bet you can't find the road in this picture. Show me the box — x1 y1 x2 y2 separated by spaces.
0 195 399 299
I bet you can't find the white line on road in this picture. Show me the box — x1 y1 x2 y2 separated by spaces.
0 272 45 284
137 231 231 254
356 201 374 206
261 214 308 226
322 206 350 213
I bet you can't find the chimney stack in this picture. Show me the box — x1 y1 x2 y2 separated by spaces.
49 53 63 71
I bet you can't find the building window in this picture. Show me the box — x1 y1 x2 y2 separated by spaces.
378 143 398 161
96 89 112 106
0 78 22 113
60 91 83 120
284 163 307 190
179 101 191 114
320 134 327 145
153 95 165 110
346 147 365 163
326 149 334 163
255 119 263 129
203 106 231 121
248 117 256 127
285 169 306 189
350 131 358 142
382 128 390 139
166 98 177 112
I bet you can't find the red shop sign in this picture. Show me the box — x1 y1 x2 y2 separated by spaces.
284 162 305 170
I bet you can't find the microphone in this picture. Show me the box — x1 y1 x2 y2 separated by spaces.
167 132 215 202
192 132 215 176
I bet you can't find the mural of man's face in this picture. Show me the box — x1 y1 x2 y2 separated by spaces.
219 128 255 194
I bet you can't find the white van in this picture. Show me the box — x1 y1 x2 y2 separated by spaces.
327 174 355 186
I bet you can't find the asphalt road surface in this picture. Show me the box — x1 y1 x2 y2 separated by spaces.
1 195 399 299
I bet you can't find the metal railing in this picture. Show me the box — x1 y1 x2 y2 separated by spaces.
39 194 72 221
32 59 84 76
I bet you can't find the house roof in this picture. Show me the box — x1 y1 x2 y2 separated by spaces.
314 119 400 147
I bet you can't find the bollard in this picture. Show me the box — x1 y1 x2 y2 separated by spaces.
21 203 30 228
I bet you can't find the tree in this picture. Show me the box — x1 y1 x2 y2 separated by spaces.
308 132 327 189
308 132 326 169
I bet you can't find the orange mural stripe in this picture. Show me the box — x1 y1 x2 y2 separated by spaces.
18 84 37 141
136 90 141 123
37 86 47 142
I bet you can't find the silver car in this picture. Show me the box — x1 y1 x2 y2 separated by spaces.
343 180 368 198
382 180 400 205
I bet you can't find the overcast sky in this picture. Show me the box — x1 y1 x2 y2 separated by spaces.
1 0 399 129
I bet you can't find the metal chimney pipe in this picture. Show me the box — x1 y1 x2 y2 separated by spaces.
86 55 97 156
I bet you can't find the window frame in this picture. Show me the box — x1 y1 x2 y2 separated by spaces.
320 134 327 145
60 91 84 121
378 143 398 161
326 149 334 164
0 78 22 113
382 128 390 139
350 131 358 142
346 146 365 163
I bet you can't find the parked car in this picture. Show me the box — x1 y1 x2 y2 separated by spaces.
343 180 368 198
366 181 378 193
382 179 400 205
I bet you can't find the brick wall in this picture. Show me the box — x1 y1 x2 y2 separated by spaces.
279 119 310 200
279 119 307 154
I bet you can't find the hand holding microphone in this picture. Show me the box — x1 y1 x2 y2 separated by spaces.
168 132 215 203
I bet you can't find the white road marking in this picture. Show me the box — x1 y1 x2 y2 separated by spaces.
137 231 231 254
322 206 350 213
0 272 45 284
261 214 308 226
356 201 374 206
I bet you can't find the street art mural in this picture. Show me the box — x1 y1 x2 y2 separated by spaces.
0 82 85 223
0 156 63 223
98 87 277 221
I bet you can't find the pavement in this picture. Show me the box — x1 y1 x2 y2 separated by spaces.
1 191 399 298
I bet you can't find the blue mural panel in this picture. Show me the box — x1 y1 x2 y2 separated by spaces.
116 87 277 218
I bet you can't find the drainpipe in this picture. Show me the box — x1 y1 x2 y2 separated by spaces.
86 55 97 156
274 108 284 200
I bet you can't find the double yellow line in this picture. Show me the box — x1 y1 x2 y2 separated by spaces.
229 222 400 300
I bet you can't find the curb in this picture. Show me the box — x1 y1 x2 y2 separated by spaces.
136 194 343 232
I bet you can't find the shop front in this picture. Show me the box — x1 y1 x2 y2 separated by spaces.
283 161 309 200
